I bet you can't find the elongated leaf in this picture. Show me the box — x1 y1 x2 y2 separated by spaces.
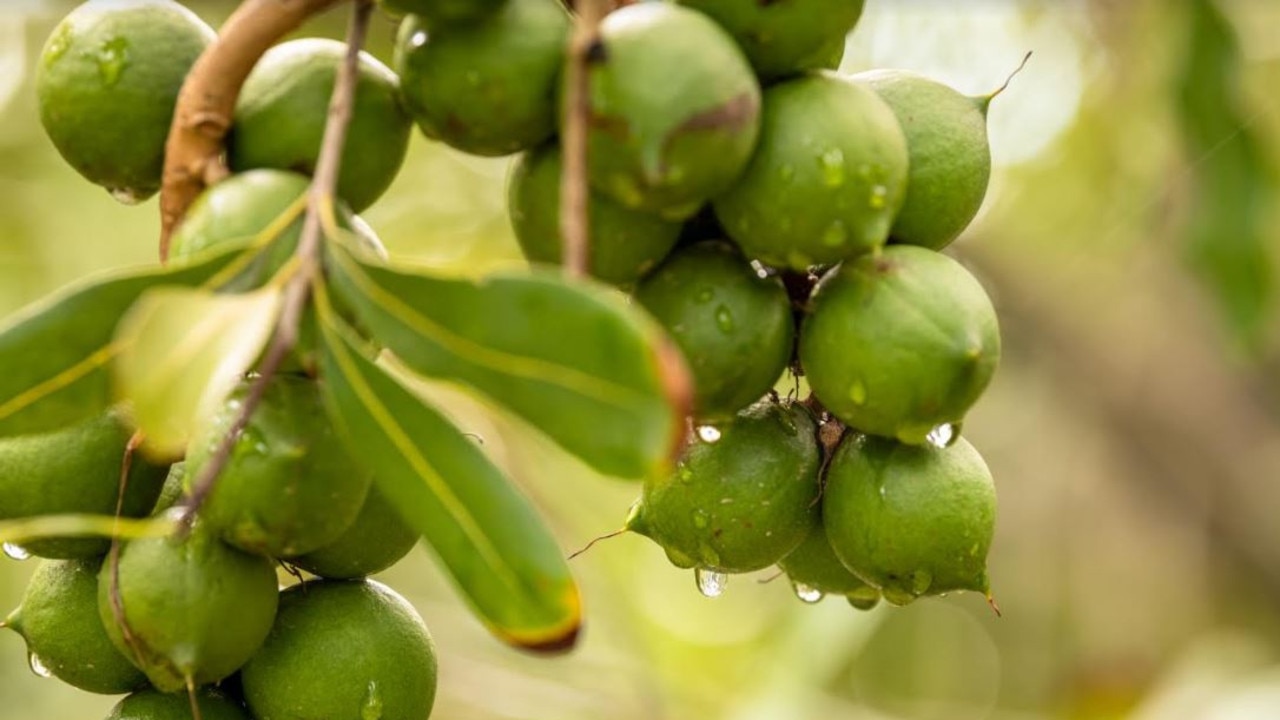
0 247 252 437
114 287 282 460
317 312 581 652
326 243 688 480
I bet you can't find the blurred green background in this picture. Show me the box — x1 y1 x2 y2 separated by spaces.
4 1 1280 718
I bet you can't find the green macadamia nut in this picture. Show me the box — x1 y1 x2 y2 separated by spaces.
799 245 1000 444
394 0 570 156
36 0 215 203
228 38 412 212
97 517 279 692
4 557 146 694
634 241 794 420
579 3 762 218
714 72 908 270
185 375 372 558
0 409 167 559
509 143 682 287
107 687 253 720
241 580 438 720
854 69 993 250
287 488 419 580
676 0 864 79
627 399 821 573
778 517 880 610
823 433 996 606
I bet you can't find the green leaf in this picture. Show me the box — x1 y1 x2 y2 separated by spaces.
113 287 282 460
0 514 175 548
325 242 689 480
316 311 581 652
1177 0 1276 351
0 247 253 437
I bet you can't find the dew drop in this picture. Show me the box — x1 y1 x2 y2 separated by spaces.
819 148 845 187
793 582 824 604
714 305 734 332
361 680 383 720
848 588 881 611
695 568 727 598
28 652 51 678
868 184 889 209
3 543 30 561
696 425 721 443
750 260 770 279
691 510 709 529
822 220 848 248
926 423 957 448
108 187 144 206
409 31 427 49
848 380 867 406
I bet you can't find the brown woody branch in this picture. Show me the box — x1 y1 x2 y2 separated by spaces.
558 0 614 277
180 0 374 528
158 0 343 261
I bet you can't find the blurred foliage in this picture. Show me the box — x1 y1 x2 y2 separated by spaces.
1176 0 1275 353
2 1 1280 720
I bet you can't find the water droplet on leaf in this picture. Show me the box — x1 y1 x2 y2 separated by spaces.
28 652 51 678
3 543 30 561
793 582 824 604
696 425 721 443
108 187 144 205
695 568 727 598
926 423 957 448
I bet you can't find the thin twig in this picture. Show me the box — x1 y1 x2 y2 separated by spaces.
108 431 147 671
158 0 343 261
180 0 374 529
566 527 627 561
558 0 613 277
